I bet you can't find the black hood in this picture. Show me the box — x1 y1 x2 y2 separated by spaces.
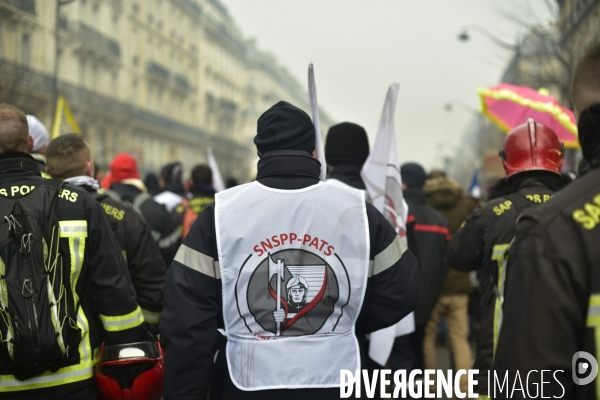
327 164 366 190
190 183 216 197
0 152 41 177
256 150 321 190
110 182 143 202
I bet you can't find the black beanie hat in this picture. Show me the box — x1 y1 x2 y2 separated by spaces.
325 122 370 167
161 161 183 184
254 101 315 155
401 162 427 189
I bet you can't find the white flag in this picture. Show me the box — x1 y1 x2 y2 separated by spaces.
361 84 413 366
361 83 408 236
207 147 226 192
308 63 327 181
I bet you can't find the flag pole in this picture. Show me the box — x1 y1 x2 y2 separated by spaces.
276 259 282 336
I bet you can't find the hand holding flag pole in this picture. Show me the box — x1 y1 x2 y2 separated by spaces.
308 63 327 181
269 254 285 336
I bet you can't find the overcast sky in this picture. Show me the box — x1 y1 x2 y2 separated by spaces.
221 0 555 170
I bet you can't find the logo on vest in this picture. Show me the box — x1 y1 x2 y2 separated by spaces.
240 248 346 337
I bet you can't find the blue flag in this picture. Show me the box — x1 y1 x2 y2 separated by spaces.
469 169 481 198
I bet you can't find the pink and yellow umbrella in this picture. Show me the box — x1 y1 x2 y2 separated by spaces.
478 83 579 148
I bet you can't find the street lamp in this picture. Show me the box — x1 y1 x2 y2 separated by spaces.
444 99 479 117
458 25 518 51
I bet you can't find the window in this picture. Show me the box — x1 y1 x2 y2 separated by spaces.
80 0 87 21
79 59 86 84
92 3 99 22
148 84 154 108
132 80 138 104
91 65 98 88
21 34 31 66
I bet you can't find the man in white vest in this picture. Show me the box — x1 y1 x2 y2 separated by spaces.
160 101 420 400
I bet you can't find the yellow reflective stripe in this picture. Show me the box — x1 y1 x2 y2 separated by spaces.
492 244 510 358
0 257 13 359
589 295 600 308
0 361 94 391
588 296 600 397
58 220 88 238
141 308 161 325
41 172 52 179
491 244 510 259
67 228 92 369
99 306 144 331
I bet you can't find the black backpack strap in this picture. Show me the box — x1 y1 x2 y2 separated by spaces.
90 191 110 203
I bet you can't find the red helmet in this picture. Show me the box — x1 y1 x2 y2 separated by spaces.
500 118 564 177
95 342 164 400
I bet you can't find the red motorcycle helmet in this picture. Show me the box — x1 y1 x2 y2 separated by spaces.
499 118 564 177
95 341 164 400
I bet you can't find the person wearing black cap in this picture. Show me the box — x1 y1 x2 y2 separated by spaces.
388 163 450 376
325 122 370 190
155 161 188 212
161 101 420 400
492 42 600 399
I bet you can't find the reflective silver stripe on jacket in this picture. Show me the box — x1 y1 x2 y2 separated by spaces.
173 244 220 279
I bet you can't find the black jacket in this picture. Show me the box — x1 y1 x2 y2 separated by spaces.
160 151 420 400
0 153 145 399
492 165 600 399
187 183 216 214
109 183 180 265
446 175 560 394
82 186 166 325
404 188 450 326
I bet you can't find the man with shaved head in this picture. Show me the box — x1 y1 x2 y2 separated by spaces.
493 43 600 399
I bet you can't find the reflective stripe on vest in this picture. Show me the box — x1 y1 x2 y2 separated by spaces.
491 243 510 358
216 181 370 390
99 306 144 332
586 294 600 396
0 220 94 392
141 308 162 325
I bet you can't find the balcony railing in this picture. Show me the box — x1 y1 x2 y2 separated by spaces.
0 58 54 95
78 22 120 58
175 74 193 91
147 62 170 82
1 0 36 15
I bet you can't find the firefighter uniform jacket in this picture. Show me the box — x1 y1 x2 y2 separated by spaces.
160 150 420 400
109 183 181 266
83 185 166 325
493 166 600 399
404 188 450 327
445 178 557 395
0 153 145 399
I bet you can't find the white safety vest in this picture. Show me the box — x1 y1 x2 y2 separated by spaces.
215 181 370 390
326 178 372 203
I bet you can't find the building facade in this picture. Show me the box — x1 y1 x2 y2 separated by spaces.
0 0 334 182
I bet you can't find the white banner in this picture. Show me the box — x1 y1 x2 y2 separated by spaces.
308 63 327 181
361 83 413 366
207 147 226 192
